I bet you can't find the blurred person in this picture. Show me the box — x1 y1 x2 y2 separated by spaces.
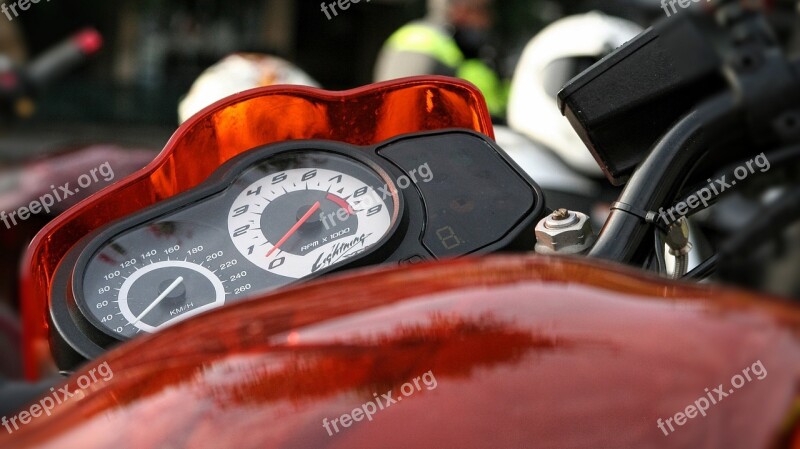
373 0 507 116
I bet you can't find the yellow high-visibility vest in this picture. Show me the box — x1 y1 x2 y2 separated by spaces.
386 23 508 116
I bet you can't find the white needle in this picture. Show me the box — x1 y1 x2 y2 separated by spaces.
132 276 184 324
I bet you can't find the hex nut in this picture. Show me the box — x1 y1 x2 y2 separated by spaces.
535 210 596 255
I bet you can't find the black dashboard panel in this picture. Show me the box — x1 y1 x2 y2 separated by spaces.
378 133 537 258
49 130 545 369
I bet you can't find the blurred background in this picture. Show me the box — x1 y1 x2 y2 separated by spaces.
0 0 667 156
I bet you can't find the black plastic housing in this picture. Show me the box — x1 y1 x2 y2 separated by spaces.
558 14 728 185
48 130 546 370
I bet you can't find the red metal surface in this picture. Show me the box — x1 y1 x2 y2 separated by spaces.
6 256 800 448
19 76 494 379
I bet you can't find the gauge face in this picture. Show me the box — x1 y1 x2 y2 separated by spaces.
228 152 398 278
79 222 249 338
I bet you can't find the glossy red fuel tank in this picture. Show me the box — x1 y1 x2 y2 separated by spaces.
5 256 800 449
19 76 493 379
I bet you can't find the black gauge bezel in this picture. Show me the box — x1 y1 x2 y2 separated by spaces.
55 142 406 349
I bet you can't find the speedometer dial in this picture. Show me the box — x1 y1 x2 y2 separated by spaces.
227 152 399 278
78 221 247 339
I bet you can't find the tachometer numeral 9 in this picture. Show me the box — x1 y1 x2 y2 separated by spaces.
367 205 383 216
232 205 249 217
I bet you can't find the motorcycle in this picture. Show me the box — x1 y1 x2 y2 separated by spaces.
2 3 800 449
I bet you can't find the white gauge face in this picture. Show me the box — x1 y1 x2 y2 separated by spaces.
227 158 395 279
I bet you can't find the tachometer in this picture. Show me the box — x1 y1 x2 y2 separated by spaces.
227 152 399 278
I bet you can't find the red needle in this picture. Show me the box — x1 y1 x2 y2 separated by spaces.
266 201 321 258
326 193 353 215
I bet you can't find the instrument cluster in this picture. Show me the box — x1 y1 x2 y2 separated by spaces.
50 130 545 369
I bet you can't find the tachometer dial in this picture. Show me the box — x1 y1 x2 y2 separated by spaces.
227 152 399 278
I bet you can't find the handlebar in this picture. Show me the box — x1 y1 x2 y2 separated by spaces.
26 28 103 90
0 28 103 118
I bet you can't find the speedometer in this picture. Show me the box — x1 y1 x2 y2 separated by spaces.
227 152 399 278
77 221 245 339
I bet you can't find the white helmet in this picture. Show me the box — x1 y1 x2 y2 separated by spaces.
507 12 643 176
178 53 319 124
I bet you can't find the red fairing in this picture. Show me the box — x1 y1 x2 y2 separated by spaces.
6 256 800 448
19 76 494 379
